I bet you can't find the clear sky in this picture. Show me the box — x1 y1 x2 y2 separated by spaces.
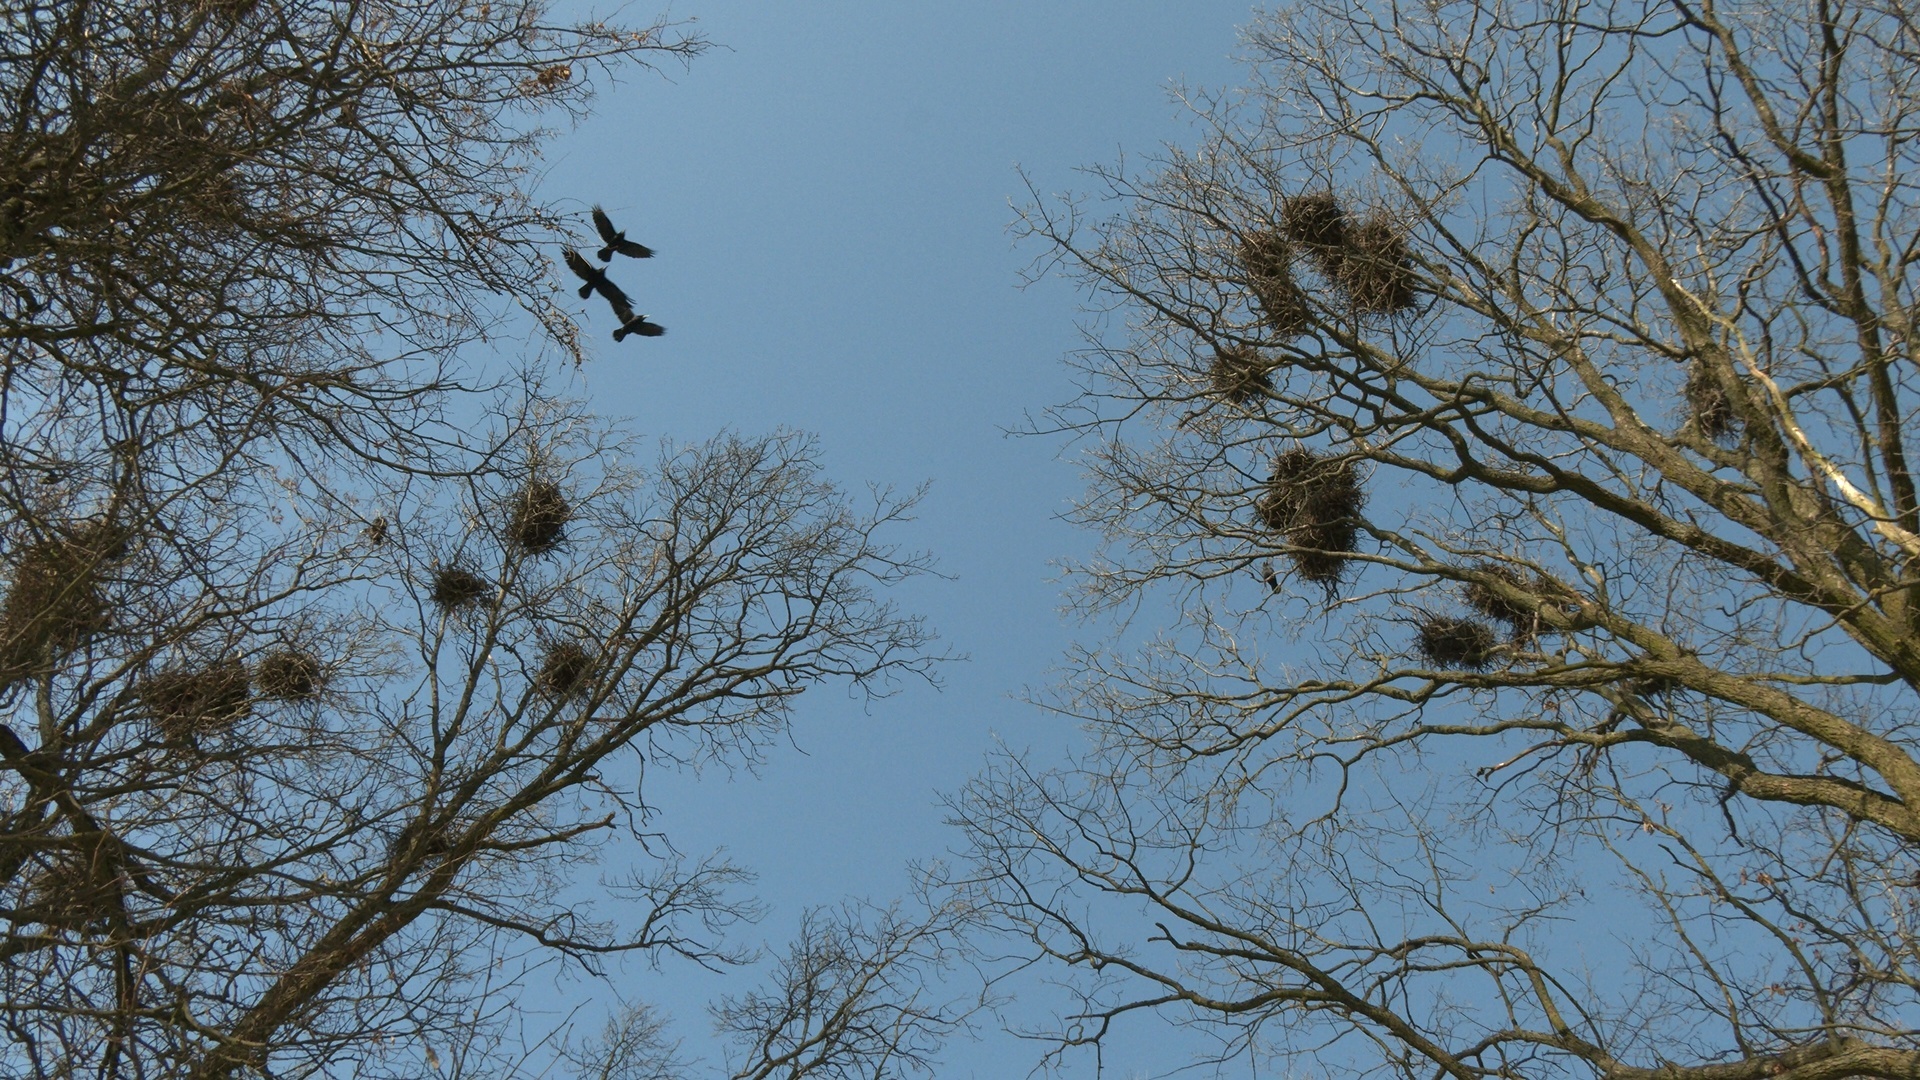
536 3 1258 1073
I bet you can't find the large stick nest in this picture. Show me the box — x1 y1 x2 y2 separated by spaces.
388 816 456 864
1414 614 1500 670
1685 362 1739 441
1236 230 1312 338
1331 213 1419 315
1208 346 1272 404
505 480 570 554
1257 448 1367 585
0 520 132 684
535 640 600 700
1280 192 1350 253
255 648 323 701
24 847 121 932
429 565 490 611
143 658 252 743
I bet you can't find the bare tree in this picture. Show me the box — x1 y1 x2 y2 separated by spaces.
0 405 941 1076
949 1 1920 1078
0 1 963 1075
564 899 980 1080
716 901 976 1080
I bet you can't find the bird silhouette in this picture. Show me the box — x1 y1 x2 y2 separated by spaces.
592 206 654 260
606 293 665 341
563 247 628 304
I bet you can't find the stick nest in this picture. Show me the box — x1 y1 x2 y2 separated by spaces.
430 566 490 611
536 640 600 700
1332 213 1419 314
1257 449 1366 585
388 817 454 864
255 649 323 700
0 520 132 684
1236 230 1311 338
1462 564 1544 637
143 659 252 742
25 849 121 931
505 480 570 553
1280 192 1349 252
1414 615 1499 670
1209 346 1272 404
1685 363 1738 441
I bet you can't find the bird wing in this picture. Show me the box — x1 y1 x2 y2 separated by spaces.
595 273 633 310
592 206 618 244
562 247 597 282
633 319 665 337
613 238 655 259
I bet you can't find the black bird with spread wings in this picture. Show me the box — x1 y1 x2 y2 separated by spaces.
607 294 665 341
562 247 621 301
592 206 654 261
565 247 666 341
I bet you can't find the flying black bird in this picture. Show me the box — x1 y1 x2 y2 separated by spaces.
563 247 628 303
592 206 654 260
606 293 665 341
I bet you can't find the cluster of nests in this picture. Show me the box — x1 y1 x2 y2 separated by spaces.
425 479 574 612
1237 191 1420 335
1248 455 1587 676
0 519 327 745
1410 564 1575 671
424 479 603 702
1207 192 1421 407
140 647 325 745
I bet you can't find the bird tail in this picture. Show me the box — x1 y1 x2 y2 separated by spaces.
597 245 615 262
577 283 594 300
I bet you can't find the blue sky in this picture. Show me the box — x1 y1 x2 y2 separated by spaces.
536 3 1258 1073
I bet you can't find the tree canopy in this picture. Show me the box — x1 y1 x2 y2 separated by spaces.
949 0 1920 1077
0 1 970 1075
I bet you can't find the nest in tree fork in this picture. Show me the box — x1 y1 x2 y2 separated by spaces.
255 648 323 700
1414 614 1499 670
1236 230 1312 338
505 480 570 553
429 565 490 611
143 658 252 742
1257 448 1366 585
0 520 132 684
536 640 599 700
1685 362 1738 441
1209 346 1272 404
25 846 122 931
1463 564 1539 636
388 816 455 864
1332 213 1418 315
